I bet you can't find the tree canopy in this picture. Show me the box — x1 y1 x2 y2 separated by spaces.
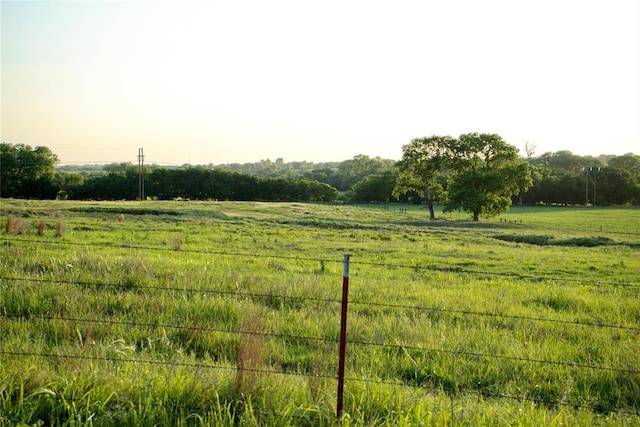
395 136 454 220
2 142 639 208
0 143 59 198
445 133 533 221
395 133 533 221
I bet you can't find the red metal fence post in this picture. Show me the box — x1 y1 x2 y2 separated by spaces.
337 254 350 419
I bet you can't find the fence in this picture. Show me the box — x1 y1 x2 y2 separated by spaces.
1 237 639 421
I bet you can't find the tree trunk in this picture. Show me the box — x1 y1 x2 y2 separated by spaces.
427 199 435 220
425 185 436 220
472 211 479 221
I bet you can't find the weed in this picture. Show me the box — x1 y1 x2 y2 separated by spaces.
173 235 183 251
235 306 265 396
37 220 46 236
5 216 26 235
5 215 13 233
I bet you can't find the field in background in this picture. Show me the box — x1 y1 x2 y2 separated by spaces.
1 200 639 425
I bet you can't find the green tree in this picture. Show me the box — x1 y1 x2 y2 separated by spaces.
395 135 454 220
596 167 640 205
335 155 395 191
444 133 532 221
351 170 398 203
1 142 59 198
52 171 84 199
608 154 640 182
303 167 342 190
546 150 592 173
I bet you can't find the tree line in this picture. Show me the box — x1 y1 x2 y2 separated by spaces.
2 140 640 219
0 144 338 203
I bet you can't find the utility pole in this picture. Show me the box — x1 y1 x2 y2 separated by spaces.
138 148 145 200
583 166 600 207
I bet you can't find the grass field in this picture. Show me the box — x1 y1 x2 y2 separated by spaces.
1 199 639 426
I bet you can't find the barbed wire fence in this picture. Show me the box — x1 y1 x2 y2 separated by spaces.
1 237 639 419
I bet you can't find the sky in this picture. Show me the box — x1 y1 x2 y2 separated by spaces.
1 0 639 166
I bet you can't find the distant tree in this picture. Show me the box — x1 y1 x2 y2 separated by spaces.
303 167 342 190
395 135 454 220
52 171 84 199
351 170 398 203
551 173 583 205
1 142 59 198
444 133 532 221
608 154 640 182
546 150 593 173
522 150 632 205
595 167 640 205
523 140 537 159
146 168 177 199
102 162 135 173
100 165 339 203
335 155 395 191
73 166 138 200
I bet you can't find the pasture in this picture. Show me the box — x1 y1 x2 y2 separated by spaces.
1 199 639 426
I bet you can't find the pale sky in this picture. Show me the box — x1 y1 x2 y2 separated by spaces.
2 0 639 165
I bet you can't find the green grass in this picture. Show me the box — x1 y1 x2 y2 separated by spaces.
1 200 639 425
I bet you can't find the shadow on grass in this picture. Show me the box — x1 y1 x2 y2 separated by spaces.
493 234 640 248
398 220 518 230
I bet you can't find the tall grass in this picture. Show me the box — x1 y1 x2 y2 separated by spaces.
1 200 639 425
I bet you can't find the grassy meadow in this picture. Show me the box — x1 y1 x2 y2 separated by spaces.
1 199 639 426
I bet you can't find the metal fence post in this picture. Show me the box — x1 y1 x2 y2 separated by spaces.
337 254 350 419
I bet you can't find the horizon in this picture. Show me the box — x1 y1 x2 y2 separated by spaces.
53 147 637 168
2 1 639 166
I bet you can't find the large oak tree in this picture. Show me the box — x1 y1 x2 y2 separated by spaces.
397 133 532 221
395 135 455 220
445 133 532 221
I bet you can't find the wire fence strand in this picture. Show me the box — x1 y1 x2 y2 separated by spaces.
3 311 637 375
3 237 638 288
3 275 638 332
2 237 639 418
2 349 638 417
